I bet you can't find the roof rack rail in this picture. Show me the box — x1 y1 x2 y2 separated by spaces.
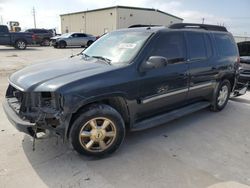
128 24 162 28
169 23 228 32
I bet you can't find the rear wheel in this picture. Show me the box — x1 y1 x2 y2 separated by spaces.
87 40 93 47
40 38 50 46
70 104 125 157
211 80 231 111
15 40 27 50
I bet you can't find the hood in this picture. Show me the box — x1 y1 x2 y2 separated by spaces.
51 35 63 40
9 57 116 92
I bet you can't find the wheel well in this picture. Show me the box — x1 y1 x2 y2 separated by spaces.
43 38 50 41
221 75 235 91
59 40 66 44
67 97 130 138
15 39 27 44
87 40 93 45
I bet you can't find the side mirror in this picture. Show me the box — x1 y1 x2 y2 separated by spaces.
140 56 168 72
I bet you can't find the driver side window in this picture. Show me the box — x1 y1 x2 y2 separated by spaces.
149 32 186 64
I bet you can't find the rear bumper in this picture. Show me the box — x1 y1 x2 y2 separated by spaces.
2 100 36 137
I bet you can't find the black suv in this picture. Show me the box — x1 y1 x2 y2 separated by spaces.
3 23 244 157
25 28 54 46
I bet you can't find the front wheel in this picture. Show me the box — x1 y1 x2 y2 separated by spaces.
15 40 27 50
70 104 125 157
211 80 231 111
58 41 66 48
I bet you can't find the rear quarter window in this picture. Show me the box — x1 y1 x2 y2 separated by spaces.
214 33 238 57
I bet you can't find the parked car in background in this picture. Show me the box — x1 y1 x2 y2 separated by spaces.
237 41 250 84
0 25 33 50
25 28 54 46
51 32 96 48
238 56 250 83
3 23 246 157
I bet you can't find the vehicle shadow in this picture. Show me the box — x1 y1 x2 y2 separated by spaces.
21 104 250 187
230 97 250 104
0 48 41 52
54 47 84 49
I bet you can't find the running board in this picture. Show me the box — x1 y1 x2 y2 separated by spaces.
131 101 210 131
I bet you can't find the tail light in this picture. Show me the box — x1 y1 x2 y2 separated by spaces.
237 56 240 64
32 34 36 40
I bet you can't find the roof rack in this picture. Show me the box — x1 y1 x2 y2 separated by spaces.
128 24 162 28
169 23 228 32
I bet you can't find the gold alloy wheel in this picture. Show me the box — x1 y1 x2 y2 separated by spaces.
79 117 117 152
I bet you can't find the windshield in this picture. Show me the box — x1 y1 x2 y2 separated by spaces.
61 33 71 38
83 31 152 65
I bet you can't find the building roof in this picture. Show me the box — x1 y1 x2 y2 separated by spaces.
60 5 183 20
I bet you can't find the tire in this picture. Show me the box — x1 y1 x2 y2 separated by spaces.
15 40 27 50
211 80 231 112
70 104 125 157
40 38 50 46
58 41 66 48
87 40 93 47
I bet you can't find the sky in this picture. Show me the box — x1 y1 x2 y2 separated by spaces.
0 0 249 36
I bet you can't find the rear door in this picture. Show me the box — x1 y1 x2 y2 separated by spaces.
185 31 215 100
137 31 189 120
78 33 88 46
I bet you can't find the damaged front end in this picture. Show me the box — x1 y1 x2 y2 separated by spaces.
4 84 65 138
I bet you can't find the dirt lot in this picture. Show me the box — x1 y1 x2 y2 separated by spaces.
0 46 250 188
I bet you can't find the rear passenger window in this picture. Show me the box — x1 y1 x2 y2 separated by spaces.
186 32 207 60
214 34 237 57
204 34 213 58
78 34 87 37
150 32 186 64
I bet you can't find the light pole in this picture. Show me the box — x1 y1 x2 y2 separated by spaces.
202 18 205 24
32 7 37 28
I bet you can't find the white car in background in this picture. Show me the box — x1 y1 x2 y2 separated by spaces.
51 32 97 48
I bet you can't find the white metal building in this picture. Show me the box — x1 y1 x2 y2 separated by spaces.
60 6 183 36
234 35 250 43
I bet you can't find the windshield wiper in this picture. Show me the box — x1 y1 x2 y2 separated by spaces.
70 49 85 58
92 56 112 65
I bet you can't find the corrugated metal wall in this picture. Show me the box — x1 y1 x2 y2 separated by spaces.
60 7 183 36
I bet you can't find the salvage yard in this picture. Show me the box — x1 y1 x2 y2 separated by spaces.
0 46 250 188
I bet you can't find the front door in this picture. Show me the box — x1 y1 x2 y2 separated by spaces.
137 31 188 120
